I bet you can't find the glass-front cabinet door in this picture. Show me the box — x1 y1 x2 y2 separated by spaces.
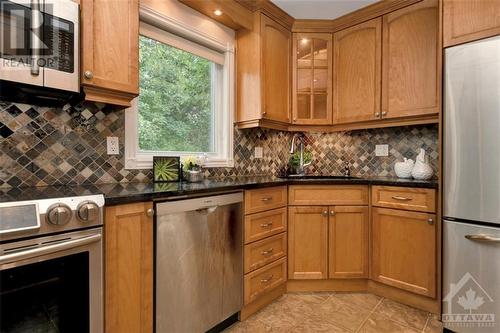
292 33 333 125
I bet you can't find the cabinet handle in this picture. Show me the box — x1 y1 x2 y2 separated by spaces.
261 248 274 255
84 70 94 80
262 111 267 116
330 210 335 216
146 208 154 217
322 211 328 216
260 274 274 283
381 111 387 117
375 112 380 117
391 195 412 201
427 218 434 225
260 222 273 228
260 197 272 202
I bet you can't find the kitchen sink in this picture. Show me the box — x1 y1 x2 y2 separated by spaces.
279 175 360 180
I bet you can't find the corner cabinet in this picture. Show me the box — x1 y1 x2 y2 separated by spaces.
333 18 381 124
381 0 439 119
236 12 291 130
443 0 500 47
105 202 153 333
292 33 333 125
81 0 139 107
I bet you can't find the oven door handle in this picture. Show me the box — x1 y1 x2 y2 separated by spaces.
0 234 101 265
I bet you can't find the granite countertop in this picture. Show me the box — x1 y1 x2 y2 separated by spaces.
0 175 438 205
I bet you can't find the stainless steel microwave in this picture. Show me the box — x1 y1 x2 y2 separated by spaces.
0 0 79 98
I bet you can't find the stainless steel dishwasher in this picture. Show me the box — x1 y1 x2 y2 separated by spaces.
155 192 243 333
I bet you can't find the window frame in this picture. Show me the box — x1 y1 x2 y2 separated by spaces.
125 8 235 169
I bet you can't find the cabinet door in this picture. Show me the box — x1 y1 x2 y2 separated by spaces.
292 33 332 125
371 207 436 298
105 202 153 333
329 206 368 279
443 0 500 47
333 18 381 124
381 0 439 119
261 14 290 123
288 206 328 279
81 0 139 106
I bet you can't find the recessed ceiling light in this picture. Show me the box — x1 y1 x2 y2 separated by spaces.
214 9 222 16
300 38 309 44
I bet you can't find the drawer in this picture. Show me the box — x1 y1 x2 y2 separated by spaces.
244 207 287 244
371 186 436 213
244 233 287 273
288 185 369 206
245 186 287 214
244 257 287 305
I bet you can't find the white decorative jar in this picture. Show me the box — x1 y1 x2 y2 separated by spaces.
411 148 434 180
394 158 414 178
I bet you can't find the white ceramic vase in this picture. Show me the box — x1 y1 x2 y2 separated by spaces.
394 158 414 178
411 148 434 180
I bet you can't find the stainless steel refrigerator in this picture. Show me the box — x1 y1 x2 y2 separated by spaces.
443 35 500 333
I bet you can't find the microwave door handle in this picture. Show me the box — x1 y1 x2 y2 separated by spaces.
30 0 41 76
0 234 102 265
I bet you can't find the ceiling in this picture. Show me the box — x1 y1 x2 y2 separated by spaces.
271 0 380 20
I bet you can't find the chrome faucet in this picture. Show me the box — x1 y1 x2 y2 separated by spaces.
290 133 311 175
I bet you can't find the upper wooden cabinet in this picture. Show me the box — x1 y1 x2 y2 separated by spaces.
237 12 291 129
105 202 153 333
333 18 381 124
81 0 139 107
292 33 333 125
381 0 439 119
371 207 436 298
443 0 500 47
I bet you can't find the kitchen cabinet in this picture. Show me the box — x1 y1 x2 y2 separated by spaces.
333 18 381 124
292 33 333 125
443 0 500 47
329 206 369 279
241 186 288 319
105 202 153 333
236 12 291 130
371 186 436 213
381 0 439 119
371 207 436 298
288 206 328 279
81 0 139 107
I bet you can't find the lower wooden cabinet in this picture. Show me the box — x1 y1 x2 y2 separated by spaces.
329 206 369 279
105 202 153 333
288 206 329 279
371 207 436 297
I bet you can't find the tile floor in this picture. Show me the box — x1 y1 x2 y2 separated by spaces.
225 292 443 333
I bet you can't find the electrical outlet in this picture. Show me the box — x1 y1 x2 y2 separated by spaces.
107 136 119 155
375 144 389 157
254 147 263 159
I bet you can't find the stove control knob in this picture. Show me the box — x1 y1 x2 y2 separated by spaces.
77 201 99 223
46 203 72 225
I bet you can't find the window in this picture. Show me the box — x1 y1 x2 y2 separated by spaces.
125 15 234 169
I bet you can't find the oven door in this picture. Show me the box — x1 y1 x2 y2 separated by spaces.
0 228 103 333
0 0 44 86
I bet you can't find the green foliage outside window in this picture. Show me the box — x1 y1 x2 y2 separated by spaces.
138 36 214 152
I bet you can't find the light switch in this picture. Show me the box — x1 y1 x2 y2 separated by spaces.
375 144 389 157
254 147 263 159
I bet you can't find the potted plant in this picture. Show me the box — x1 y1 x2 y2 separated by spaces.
181 155 206 182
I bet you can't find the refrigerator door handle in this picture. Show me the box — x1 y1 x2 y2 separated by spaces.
465 234 500 242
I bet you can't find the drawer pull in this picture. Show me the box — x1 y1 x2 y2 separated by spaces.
465 234 500 242
261 248 274 255
260 274 274 283
260 197 272 202
260 222 273 228
391 195 412 201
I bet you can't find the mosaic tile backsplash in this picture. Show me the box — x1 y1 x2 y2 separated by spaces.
0 101 438 188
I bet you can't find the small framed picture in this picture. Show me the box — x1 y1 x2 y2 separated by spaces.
153 156 180 182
